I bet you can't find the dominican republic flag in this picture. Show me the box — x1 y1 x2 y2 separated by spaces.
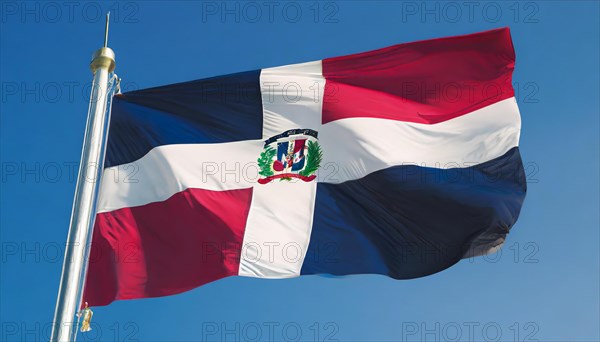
84 28 526 306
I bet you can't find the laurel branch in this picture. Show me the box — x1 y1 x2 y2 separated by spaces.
299 141 322 177
257 146 276 177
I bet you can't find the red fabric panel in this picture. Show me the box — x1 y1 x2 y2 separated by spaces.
322 28 516 124
83 187 253 306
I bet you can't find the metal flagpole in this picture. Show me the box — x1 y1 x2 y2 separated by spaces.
50 13 116 342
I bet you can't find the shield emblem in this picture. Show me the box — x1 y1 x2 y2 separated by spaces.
257 129 322 184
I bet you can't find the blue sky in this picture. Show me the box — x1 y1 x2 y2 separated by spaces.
1 1 598 341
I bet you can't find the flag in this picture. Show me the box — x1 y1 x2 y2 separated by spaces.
83 27 526 306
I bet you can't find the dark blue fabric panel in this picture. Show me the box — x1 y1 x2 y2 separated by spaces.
301 147 527 279
106 70 263 167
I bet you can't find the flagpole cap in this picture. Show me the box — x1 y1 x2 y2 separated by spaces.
90 47 115 73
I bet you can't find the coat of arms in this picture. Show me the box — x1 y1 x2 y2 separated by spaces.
257 129 322 184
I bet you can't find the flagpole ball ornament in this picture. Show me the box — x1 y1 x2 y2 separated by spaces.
90 47 115 73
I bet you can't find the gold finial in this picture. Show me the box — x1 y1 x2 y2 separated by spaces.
90 12 116 73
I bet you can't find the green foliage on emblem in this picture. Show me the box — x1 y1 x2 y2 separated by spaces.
299 141 323 177
257 146 276 177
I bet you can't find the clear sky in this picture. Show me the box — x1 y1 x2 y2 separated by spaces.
1 1 599 341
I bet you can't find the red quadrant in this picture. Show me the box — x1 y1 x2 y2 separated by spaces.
322 27 515 125
83 187 253 306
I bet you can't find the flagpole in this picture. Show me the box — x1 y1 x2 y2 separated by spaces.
50 13 116 342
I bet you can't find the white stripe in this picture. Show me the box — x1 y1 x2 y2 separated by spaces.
238 61 324 278
97 96 520 216
97 97 519 214
260 61 325 139
97 140 263 213
317 97 521 183
238 181 317 278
